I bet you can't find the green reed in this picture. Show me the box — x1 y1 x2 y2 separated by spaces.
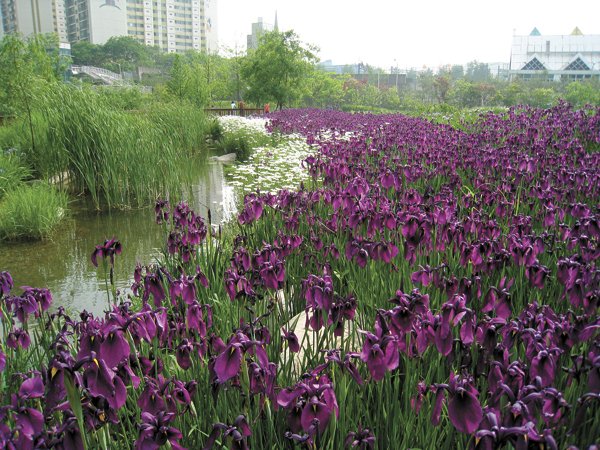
19 84 210 209
0 181 68 240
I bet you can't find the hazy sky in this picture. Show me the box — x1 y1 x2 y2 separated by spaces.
217 0 600 69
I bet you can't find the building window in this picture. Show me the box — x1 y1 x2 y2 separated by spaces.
565 57 590 71
522 58 546 71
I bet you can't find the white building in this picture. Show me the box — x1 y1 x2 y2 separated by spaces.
0 0 68 43
65 0 127 45
126 0 218 53
1 0 217 53
508 27 600 81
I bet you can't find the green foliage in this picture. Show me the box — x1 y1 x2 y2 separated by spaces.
96 86 148 110
0 33 60 150
70 40 105 67
303 71 346 108
166 54 209 106
242 30 318 109
207 118 224 142
564 81 600 107
22 84 209 209
71 36 158 74
465 60 491 82
214 125 274 161
0 181 68 241
0 151 31 198
216 131 252 161
529 87 559 108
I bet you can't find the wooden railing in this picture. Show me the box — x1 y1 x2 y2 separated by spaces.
204 108 265 117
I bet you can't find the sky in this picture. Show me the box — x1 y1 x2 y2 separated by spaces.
217 0 600 70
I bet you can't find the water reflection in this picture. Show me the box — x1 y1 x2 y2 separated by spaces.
0 161 236 316
0 123 312 317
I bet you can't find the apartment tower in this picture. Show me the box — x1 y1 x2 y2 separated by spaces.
1 0 217 53
0 0 68 42
126 0 217 53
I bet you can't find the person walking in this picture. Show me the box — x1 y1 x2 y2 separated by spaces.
231 100 236 110
264 103 270 114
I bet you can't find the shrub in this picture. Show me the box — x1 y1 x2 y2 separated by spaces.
207 118 224 142
0 182 68 240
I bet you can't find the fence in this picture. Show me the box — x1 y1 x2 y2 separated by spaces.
204 108 265 117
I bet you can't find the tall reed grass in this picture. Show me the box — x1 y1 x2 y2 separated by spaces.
0 181 67 240
0 150 31 198
12 84 210 209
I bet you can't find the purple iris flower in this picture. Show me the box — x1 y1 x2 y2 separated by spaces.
432 372 483 434
186 301 211 339
530 348 562 387
99 326 130 369
345 426 375 449
82 357 127 409
154 198 170 224
213 342 243 383
91 237 122 268
6 294 37 323
282 328 300 353
135 411 184 450
359 314 400 381
482 277 514 319
11 400 44 446
143 270 166 306
175 339 195 370
7 328 31 350
474 410 536 450
18 374 44 400
0 270 13 298
277 373 339 434
204 415 251 450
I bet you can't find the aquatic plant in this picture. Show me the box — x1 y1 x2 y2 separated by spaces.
0 182 67 241
0 102 598 448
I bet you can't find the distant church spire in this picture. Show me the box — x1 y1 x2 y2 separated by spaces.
274 10 279 32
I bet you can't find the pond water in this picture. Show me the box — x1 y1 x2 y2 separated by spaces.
0 117 313 316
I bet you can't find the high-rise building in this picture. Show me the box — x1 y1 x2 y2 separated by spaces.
1 0 217 53
247 12 277 51
0 0 68 43
65 0 127 45
126 0 217 53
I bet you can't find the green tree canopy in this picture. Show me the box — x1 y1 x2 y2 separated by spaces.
241 30 318 109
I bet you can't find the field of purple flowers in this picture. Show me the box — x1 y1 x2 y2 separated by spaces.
1 102 599 449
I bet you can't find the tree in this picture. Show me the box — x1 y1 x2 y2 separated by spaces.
449 79 480 107
241 30 318 109
450 65 464 80
167 54 190 101
564 81 600 107
0 33 59 150
417 69 436 104
465 61 491 82
102 36 153 73
433 74 451 103
71 41 105 67
302 71 345 108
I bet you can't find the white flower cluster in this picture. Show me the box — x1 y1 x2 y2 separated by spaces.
218 116 270 136
218 117 314 194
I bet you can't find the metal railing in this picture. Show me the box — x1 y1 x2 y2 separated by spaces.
71 65 127 85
